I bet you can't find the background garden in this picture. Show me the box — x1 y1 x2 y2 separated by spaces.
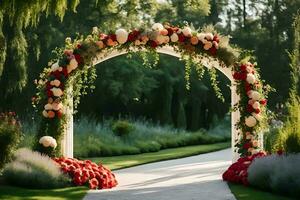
0 1 299 200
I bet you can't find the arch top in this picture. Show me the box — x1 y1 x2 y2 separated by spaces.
92 45 234 81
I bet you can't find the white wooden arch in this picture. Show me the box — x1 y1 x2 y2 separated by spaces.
62 45 241 161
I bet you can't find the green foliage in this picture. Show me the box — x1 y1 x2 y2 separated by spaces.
0 112 22 170
112 120 134 137
71 117 230 158
263 127 281 153
3 148 70 189
248 154 300 198
275 13 300 153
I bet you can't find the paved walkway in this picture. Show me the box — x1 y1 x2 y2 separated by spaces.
83 148 236 200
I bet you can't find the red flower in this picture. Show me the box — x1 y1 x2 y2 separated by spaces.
57 110 63 118
167 28 174 35
255 108 260 114
89 178 99 189
62 68 68 77
259 99 267 106
213 35 220 43
178 33 185 43
150 40 158 48
209 46 217 55
74 54 83 65
128 30 140 42
108 34 117 41
247 104 254 113
240 64 247 71
243 142 252 150
46 82 52 90
240 72 247 80
245 83 252 92
233 72 241 80
51 70 61 79
47 90 53 97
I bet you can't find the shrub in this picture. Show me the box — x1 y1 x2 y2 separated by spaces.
0 112 22 170
248 153 300 198
112 120 134 137
263 127 281 153
3 148 70 189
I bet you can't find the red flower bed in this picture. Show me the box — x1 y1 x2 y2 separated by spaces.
222 152 265 186
54 158 118 189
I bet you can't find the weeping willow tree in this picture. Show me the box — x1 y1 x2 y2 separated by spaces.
0 0 80 93
0 0 165 111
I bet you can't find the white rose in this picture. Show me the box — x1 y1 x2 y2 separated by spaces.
252 112 262 121
246 134 253 140
152 23 164 31
51 62 59 72
39 136 52 147
251 91 261 101
197 33 206 42
51 87 63 97
115 29 128 44
170 33 179 42
246 73 256 84
44 103 53 110
252 101 260 109
50 138 57 149
205 33 214 40
52 102 63 111
203 42 213 50
156 35 165 44
246 66 253 73
182 26 192 37
50 79 61 87
245 116 257 127
42 110 49 118
251 149 259 155
92 27 98 34
134 40 141 46
164 36 170 43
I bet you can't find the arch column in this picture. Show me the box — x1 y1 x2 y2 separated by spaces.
61 86 74 158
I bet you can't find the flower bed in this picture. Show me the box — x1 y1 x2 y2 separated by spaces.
222 152 266 186
53 158 118 189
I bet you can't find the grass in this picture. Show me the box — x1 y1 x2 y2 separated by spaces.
228 183 297 200
90 142 230 170
0 185 88 200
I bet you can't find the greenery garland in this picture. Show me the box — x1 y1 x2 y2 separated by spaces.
32 22 269 157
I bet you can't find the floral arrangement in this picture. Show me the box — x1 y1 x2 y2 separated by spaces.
53 157 118 189
32 22 269 158
39 136 57 149
232 60 270 156
222 152 266 185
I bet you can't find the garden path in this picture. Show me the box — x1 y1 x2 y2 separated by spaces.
83 148 236 200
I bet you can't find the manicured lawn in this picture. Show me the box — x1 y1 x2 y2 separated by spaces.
0 185 88 200
90 142 230 170
228 183 297 200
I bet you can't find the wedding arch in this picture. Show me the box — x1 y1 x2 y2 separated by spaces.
33 23 269 161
